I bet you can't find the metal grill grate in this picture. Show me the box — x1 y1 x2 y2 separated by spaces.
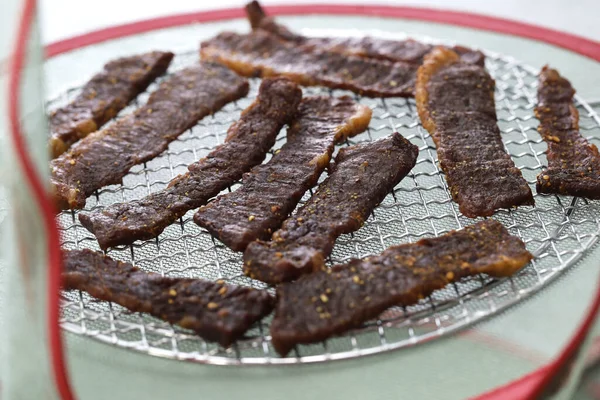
52 42 600 365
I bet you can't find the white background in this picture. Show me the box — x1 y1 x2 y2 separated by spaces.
39 0 600 44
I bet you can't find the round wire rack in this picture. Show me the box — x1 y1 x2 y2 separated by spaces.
54 34 600 365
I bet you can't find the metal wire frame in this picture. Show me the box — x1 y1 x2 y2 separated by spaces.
52 43 600 365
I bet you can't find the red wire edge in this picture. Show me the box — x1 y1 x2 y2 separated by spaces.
471 366 549 400
529 283 600 399
13 3 596 400
44 4 600 61
8 0 75 399
473 280 600 400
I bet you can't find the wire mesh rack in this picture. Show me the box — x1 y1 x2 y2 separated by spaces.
52 36 600 365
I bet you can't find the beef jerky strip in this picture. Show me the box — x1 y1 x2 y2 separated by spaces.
194 96 372 252
245 0 485 66
270 219 532 355
416 47 533 217
49 51 174 158
79 78 302 249
62 249 273 347
535 67 600 199
244 132 418 284
200 30 418 98
51 62 249 210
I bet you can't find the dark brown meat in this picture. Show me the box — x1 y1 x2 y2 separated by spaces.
193 96 372 251
49 51 174 157
244 132 418 284
51 62 249 210
270 219 532 355
200 31 418 98
535 66 600 199
62 249 274 347
416 47 533 217
79 78 302 249
245 0 299 43
245 0 485 66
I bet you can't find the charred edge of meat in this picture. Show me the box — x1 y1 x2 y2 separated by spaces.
62 249 274 347
200 31 418 98
49 51 174 158
51 62 249 210
243 132 418 284
270 220 532 355
535 66 600 199
193 96 372 251
78 77 302 249
245 1 484 66
415 46 533 217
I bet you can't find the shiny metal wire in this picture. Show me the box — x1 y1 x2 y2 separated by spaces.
53 38 600 365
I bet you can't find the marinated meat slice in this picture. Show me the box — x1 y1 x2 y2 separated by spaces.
245 0 299 43
244 132 418 284
51 62 249 210
442 160 533 217
79 78 302 249
416 47 533 217
49 51 174 157
194 96 372 251
62 249 274 347
270 220 532 355
200 31 418 98
245 0 485 66
535 66 600 199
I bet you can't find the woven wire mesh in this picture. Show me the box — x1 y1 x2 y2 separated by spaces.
51 43 600 365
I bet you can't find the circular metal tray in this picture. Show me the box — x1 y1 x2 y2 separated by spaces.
54 31 600 365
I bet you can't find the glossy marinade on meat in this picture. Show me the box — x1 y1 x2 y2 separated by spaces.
201 30 418 98
535 66 600 199
62 249 274 347
270 220 532 355
416 47 533 217
51 62 249 210
194 96 372 251
79 78 302 249
49 51 174 158
245 0 485 66
244 132 418 284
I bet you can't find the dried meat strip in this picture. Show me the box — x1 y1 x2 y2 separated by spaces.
244 132 418 284
193 96 372 251
49 51 174 158
51 62 249 210
535 67 600 199
270 219 532 355
245 0 485 66
79 78 302 249
62 249 273 347
200 30 418 98
416 47 533 217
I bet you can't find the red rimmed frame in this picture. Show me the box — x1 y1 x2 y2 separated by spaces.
8 2 600 400
8 0 75 399
45 4 600 61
